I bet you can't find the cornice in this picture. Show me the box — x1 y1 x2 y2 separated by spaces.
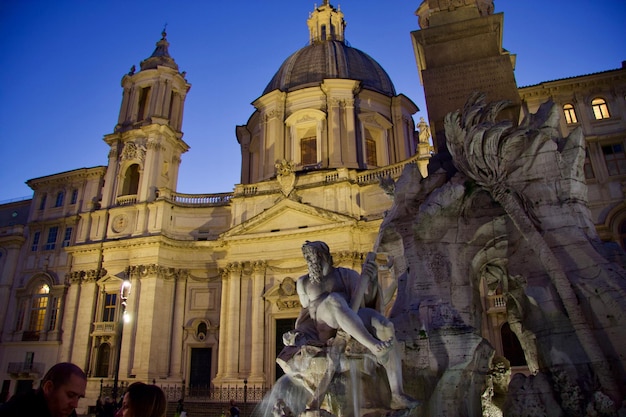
519 70 626 95
28 214 81 229
26 167 107 190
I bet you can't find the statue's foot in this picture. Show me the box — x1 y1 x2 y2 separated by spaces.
390 393 420 410
374 338 393 354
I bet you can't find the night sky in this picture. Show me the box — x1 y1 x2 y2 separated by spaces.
0 0 624 201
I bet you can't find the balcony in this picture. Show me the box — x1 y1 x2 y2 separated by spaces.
487 294 506 313
116 194 137 206
92 321 118 336
7 361 45 377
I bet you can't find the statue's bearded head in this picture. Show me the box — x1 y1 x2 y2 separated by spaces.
302 241 333 284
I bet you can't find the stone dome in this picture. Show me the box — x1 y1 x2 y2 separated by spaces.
263 40 396 97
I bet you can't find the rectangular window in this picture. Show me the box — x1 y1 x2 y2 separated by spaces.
47 297 60 331
301 136 317 166
366 138 377 166
62 227 72 247
28 295 48 332
103 293 117 322
44 227 58 251
31 232 41 252
602 143 626 176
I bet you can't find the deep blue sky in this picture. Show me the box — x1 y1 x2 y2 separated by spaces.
0 1 624 202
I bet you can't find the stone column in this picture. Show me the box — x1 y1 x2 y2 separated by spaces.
341 98 358 167
58 272 82 363
169 270 187 381
327 97 343 166
214 268 229 383
248 261 267 384
69 272 99 368
214 263 242 384
225 262 242 379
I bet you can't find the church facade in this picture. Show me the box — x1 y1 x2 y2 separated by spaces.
0 1 624 412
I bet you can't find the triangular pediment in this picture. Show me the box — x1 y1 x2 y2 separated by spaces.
222 198 356 237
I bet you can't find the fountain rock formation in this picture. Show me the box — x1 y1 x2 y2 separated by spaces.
378 93 626 416
257 94 626 416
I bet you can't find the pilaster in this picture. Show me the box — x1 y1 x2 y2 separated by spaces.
214 263 243 384
248 261 267 383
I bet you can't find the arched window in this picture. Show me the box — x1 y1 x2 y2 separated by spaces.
121 164 140 196
563 104 577 124
95 343 111 377
15 281 61 342
591 97 610 120
501 323 526 367
54 191 64 207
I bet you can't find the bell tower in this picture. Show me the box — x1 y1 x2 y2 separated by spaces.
101 30 191 208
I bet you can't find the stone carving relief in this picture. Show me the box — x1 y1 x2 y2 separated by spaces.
121 140 147 162
127 264 188 280
67 269 107 284
275 159 297 197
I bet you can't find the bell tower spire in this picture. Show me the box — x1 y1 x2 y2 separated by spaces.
307 1 345 44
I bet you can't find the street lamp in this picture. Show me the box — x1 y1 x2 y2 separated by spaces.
113 274 132 403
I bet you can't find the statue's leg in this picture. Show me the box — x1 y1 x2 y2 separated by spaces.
318 294 390 355
359 310 420 410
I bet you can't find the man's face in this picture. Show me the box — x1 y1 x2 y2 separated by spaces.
43 374 87 417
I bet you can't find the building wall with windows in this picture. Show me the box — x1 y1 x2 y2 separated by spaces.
518 64 626 251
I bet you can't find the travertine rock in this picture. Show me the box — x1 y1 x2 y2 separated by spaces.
378 94 626 416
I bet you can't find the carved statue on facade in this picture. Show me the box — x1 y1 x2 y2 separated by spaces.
417 117 431 144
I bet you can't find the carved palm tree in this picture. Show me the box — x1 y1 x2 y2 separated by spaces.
444 92 619 402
